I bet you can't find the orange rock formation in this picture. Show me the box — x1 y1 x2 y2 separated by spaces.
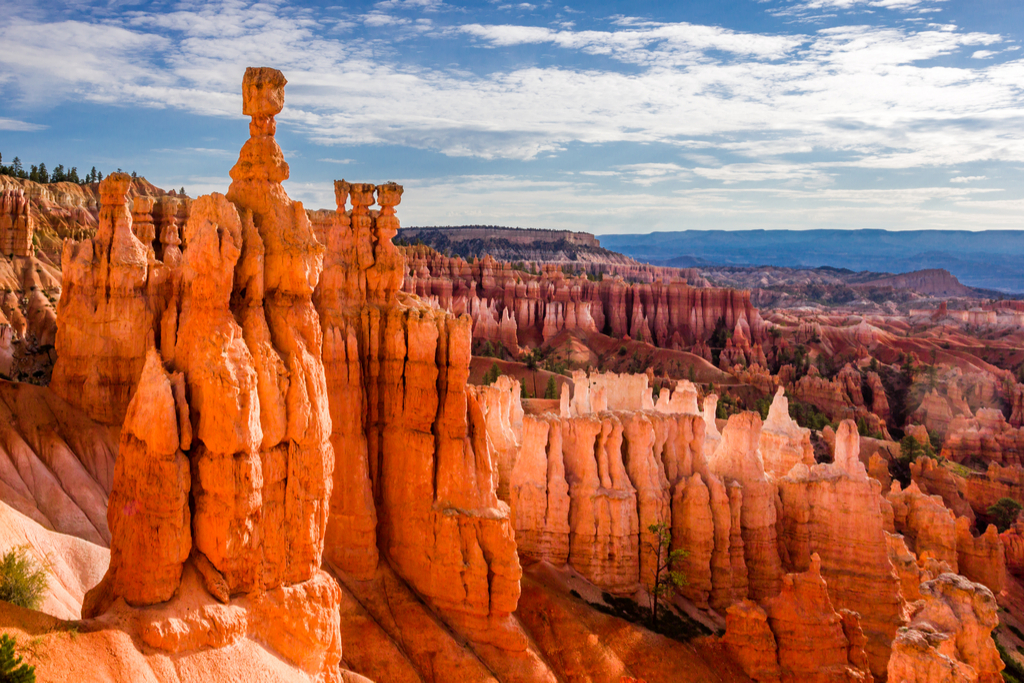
56 67 343 682
402 247 766 356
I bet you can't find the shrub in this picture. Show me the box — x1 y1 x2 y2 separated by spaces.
0 634 35 683
989 498 1023 533
0 547 46 611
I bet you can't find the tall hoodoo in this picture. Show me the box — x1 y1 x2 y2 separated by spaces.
73 67 342 682
313 175 528 657
51 171 157 425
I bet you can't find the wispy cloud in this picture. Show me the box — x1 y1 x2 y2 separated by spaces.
0 118 46 131
771 0 949 22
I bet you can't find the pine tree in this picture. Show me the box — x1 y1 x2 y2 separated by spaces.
0 634 35 683
482 362 502 386
28 165 39 183
88 167 97 183
37 163 48 184
97 171 103 182
68 167 80 183
544 376 558 399
180 187 185 195
11 157 24 178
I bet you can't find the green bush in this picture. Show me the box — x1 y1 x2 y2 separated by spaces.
989 498 1023 533
544 376 558 400
0 547 46 611
0 633 35 683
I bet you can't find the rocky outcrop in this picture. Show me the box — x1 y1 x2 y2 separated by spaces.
101 349 190 607
910 457 975 526
758 387 814 477
561 413 640 593
887 573 1003 683
709 412 783 602
724 555 873 683
954 517 1005 594
776 420 905 678
887 481 958 571
306 181 534 665
511 414 571 565
965 462 1024 520
943 409 1024 468
723 600 782 682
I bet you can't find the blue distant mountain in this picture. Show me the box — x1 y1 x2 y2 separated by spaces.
599 230 1024 294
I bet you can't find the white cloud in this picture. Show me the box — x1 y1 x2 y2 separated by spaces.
0 118 46 131
950 175 986 183
972 50 997 59
772 0 948 20
319 158 357 164
0 0 1021 200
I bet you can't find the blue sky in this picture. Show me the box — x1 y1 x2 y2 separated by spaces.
2 0 1023 234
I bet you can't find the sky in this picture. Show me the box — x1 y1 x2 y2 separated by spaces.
1 0 1023 234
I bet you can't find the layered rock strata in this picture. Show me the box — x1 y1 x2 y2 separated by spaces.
401 246 766 356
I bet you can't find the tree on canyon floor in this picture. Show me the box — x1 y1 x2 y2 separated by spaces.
645 521 688 628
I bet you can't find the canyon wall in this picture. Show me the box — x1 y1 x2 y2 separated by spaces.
401 247 765 356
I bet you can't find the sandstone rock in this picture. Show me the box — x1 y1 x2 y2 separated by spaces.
709 412 783 602
955 517 1005 594
511 414 570 565
561 414 639 593
672 472 714 607
88 349 190 610
68 68 343 678
777 429 905 678
723 599 781 683
620 411 670 590
761 554 873 683
888 573 1003 683
50 172 158 425
402 246 766 354
887 481 958 571
0 188 33 257
758 387 814 477
910 457 975 525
